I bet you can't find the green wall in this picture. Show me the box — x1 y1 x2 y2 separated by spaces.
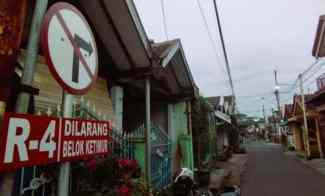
172 102 194 170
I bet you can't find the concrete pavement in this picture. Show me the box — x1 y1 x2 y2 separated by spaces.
241 142 325 196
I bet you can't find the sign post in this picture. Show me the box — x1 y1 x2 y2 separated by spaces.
57 92 73 196
40 2 98 196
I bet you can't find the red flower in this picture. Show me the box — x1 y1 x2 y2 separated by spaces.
118 159 129 168
86 158 97 170
118 185 132 196
128 159 138 169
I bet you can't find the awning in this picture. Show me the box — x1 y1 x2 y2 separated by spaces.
78 0 152 77
215 110 231 124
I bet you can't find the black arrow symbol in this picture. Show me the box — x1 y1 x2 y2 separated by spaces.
72 34 93 83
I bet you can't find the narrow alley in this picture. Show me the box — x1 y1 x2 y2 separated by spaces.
242 142 325 196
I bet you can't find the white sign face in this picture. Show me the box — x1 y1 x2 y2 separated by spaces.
41 3 98 95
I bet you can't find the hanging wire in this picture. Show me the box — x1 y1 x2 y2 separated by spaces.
194 0 229 80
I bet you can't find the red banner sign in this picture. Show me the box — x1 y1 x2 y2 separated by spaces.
0 113 111 171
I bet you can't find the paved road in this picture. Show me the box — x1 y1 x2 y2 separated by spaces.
241 142 325 196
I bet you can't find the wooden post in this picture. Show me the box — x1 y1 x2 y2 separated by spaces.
299 74 310 158
315 117 323 158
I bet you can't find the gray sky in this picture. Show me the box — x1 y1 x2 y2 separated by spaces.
134 0 325 117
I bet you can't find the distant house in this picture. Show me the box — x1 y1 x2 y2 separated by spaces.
282 104 294 147
206 96 234 154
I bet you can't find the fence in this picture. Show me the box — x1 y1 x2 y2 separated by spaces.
132 123 172 190
74 101 135 160
19 99 135 196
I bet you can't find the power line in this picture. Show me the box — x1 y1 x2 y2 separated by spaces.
194 0 228 82
160 0 169 39
238 91 274 98
212 0 236 102
303 60 325 83
287 59 323 93
215 71 272 86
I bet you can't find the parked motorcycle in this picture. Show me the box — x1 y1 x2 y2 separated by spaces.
172 168 212 196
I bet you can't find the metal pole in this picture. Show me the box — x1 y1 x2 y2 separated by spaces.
271 108 277 139
145 78 151 187
262 97 266 123
0 1 48 195
274 70 281 142
212 0 236 110
16 0 48 113
274 70 281 115
57 92 73 196
299 74 310 158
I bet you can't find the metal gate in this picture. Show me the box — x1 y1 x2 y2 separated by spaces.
132 123 172 190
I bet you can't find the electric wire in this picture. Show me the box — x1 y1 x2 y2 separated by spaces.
287 59 323 93
194 0 229 84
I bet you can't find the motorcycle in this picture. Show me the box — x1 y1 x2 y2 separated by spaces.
172 168 212 196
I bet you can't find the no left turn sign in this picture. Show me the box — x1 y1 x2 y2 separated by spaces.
41 2 98 95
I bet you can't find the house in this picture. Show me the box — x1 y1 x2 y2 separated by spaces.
306 86 325 158
0 0 199 194
288 95 321 158
74 1 199 191
282 104 294 147
123 39 199 188
206 96 234 155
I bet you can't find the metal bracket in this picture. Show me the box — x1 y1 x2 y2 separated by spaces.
19 84 40 95
20 173 52 195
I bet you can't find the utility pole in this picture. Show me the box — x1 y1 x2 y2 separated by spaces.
271 108 277 136
262 97 266 123
299 74 310 159
274 70 281 142
274 70 281 116
212 0 236 112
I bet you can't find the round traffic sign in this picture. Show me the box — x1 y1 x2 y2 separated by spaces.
41 2 98 95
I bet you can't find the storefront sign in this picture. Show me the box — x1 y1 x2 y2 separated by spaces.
40 2 98 95
0 113 111 171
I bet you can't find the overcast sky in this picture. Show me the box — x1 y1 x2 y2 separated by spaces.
134 0 325 117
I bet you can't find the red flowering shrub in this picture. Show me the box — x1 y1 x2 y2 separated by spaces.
118 159 130 168
118 184 132 196
86 158 97 171
73 157 146 196
128 159 138 169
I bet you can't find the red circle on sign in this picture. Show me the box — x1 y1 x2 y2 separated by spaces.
40 2 98 95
